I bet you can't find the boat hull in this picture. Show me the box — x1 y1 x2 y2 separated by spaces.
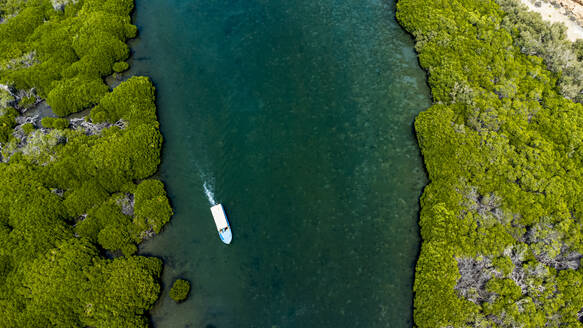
219 225 232 244
210 204 232 244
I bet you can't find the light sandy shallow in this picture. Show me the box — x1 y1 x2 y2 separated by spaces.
519 0 583 41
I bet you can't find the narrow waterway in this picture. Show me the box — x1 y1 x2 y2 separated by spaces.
130 1 431 327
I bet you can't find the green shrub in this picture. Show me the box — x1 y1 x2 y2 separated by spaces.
47 77 109 116
74 194 137 256
90 76 156 124
21 123 34 134
18 95 36 109
113 61 129 73
133 179 172 241
41 117 69 129
169 279 190 303
0 107 18 143
63 182 108 217
125 24 138 38
0 89 15 109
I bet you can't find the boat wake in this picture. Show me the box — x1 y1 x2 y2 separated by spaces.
190 140 217 206
192 153 216 206
203 181 217 206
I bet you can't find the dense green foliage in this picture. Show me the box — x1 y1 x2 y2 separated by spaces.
134 179 173 240
397 0 583 326
41 116 69 129
169 279 191 303
0 89 13 109
21 122 33 134
113 61 129 73
0 0 30 18
47 77 109 116
0 0 136 116
0 107 17 143
497 0 583 102
0 76 172 327
0 0 173 326
17 94 35 109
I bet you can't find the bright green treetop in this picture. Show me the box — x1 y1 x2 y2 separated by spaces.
169 279 191 303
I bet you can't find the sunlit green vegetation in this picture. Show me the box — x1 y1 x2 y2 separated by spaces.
169 279 191 303
397 0 583 326
113 61 129 73
0 107 18 143
0 76 172 327
0 0 136 116
497 0 583 102
40 116 69 129
17 94 35 109
21 122 33 134
0 0 172 326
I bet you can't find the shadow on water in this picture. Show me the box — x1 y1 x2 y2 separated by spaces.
130 0 431 327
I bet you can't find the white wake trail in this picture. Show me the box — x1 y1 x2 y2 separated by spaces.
203 181 217 206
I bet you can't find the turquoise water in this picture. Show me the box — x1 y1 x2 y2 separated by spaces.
129 0 431 327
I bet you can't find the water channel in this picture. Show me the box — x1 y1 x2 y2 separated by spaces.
129 1 431 327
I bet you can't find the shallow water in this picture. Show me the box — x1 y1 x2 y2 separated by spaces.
130 0 431 327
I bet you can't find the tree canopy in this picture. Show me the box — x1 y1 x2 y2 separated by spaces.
169 279 191 303
0 0 172 326
397 0 583 326
0 0 136 116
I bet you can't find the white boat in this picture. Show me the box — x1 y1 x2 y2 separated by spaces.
210 204 232 244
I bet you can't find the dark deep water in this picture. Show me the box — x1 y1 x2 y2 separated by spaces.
128 0 431 327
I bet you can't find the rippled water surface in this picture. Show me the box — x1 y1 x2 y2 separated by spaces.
129 0 431 327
